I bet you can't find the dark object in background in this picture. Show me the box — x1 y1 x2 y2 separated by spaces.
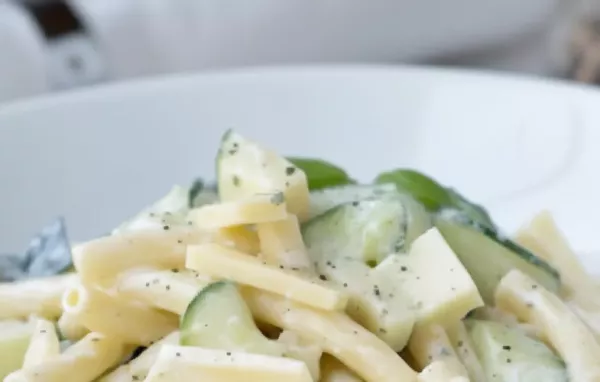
570 19 600 84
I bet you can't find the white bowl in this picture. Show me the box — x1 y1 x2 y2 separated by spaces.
0 65 598 271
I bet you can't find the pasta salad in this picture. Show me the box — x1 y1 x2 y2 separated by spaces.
1 130 599 382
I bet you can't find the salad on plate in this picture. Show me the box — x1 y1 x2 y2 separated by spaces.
1 130 599 382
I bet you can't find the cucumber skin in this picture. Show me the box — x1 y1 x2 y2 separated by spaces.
435 214 560 304
180 281 231 346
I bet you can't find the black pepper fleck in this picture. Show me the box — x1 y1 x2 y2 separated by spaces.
145 282 150 287
400 266 408 272
352 201 360 207
457 341 463 347
286 167 296 176
232 175 241 186
319 274 328 281
40 330 47 333
506 358 512 363
172 268 179 273
166 285 171 291
373 285 381 297
343 283 348 287
163 225 170 230
503 345 511 351
176 352 181 357
226 352 232 356
177 239 183 244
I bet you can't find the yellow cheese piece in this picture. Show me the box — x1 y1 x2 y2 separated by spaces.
332 260 415 352
218 225 261 255
496 269 600 382
242 288 417 382
186 243 347 311
374 228 483 328
189 193 288 229
320 354 363 382
144 345 313 382
217 131 310 222
257 215 312 271
417 360 470 382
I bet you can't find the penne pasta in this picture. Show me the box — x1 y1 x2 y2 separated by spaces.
99 331 180 382
0 274 77 319
408 324 468 377
22 318 60 368
277 330 323 380
62 285 177 346
143 345 313 382
5 332 127 382
515 210 595 298
56 312 88 341
111 269 211 315
72 228 215 286
186 243 348 311
417 359 470 382
242 287 417 382
319 354 363 382
445 321 485 382
496 269 600 382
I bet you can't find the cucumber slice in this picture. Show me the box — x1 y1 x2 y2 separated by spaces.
0 320 33 380
307 184 397 220
466 319 567 381
303 195 431 263
217 130 310 221
189 179 219 208
303 196 425 350
180 281 284 356
113 185 190 234
435 213 560 304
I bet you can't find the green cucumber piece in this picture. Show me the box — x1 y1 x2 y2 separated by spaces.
435 212 560 304
466 319 567 381
307 184 398 220
180 281 284 356
303 195 431 263
287 157 355 190
302 196 427 350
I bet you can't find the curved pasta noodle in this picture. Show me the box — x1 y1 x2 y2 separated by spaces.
56 312 88 341
99 331 180 382
496 270 600 382
0 274 77 319
417 359 470 382
186 243 348 311
72 228 214 285
408 324 468 378
144 345 313 382
111 269 211 315
62 285 177 346
5 332 126 382
242 287 417 382
22 318 60 368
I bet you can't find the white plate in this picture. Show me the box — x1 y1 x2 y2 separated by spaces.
0 66 598 271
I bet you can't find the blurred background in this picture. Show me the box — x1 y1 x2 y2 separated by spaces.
1 0 599 103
